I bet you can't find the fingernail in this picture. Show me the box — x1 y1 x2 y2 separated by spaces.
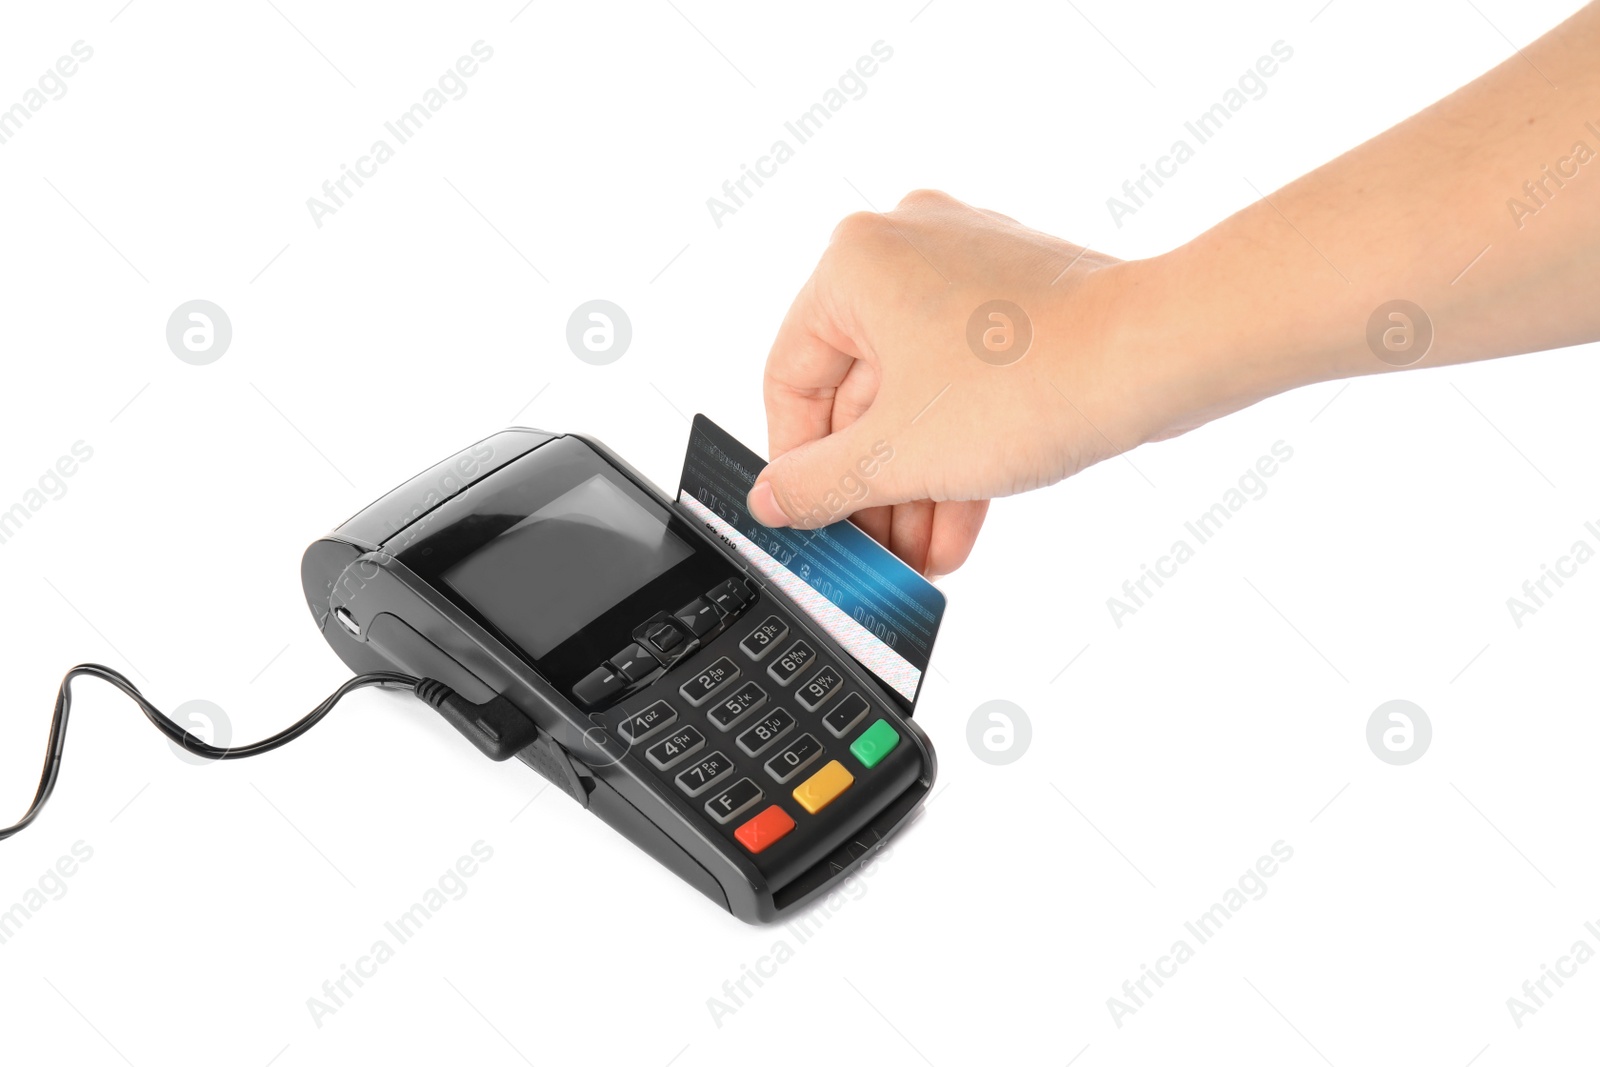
747 480 790 527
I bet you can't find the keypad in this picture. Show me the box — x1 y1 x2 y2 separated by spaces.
795 665 843 711
739 616 788 661
647 725 706 770
613 604 913 860
577 580 747 709
792 760 853 814
642 621 683 656
610 643 659 683
676 751 735 797
850 719 901 768
737 708 796 756
704 778 764 824
573 664 625 707
674 597 722 638
619 701 676 744
734 805 794 854
823 692 870 737
708 579 751 615
679 656 739 706
764 733 824 784
707 681 767 732
768 641 815 685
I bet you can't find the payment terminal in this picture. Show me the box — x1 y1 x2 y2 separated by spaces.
300 427 937 923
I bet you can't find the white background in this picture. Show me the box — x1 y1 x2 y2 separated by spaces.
1 1 1597 1064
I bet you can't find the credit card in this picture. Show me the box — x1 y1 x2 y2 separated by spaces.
677 414 945 712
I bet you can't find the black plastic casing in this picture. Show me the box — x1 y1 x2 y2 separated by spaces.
301 428 935 924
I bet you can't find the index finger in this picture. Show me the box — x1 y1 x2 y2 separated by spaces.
762 269 863 462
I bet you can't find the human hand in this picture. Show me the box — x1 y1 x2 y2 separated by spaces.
752 4 1600 584
750 189 1161 578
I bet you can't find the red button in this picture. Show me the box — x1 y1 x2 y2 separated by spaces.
734 804 795 854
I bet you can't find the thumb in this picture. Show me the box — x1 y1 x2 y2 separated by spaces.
747 423 912 529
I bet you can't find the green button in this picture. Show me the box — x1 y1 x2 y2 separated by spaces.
850 719 900 768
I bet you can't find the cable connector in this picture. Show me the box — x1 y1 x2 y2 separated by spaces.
414 679 540 761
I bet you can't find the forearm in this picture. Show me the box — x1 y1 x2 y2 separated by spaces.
754 3 1600 562
1114 1 1600 439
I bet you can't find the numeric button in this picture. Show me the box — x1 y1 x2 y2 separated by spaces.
679 657 739 706
796 665 842 711
647 726 705 770
739 616 788 661
676 751 735 797
768 641 815 685
737 708 796 756
707 681 767 732
618 701 675 744
764 733 824 784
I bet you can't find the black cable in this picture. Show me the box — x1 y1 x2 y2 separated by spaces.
0 663 419 842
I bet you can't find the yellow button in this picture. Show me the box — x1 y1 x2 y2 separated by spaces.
792 760 854 814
